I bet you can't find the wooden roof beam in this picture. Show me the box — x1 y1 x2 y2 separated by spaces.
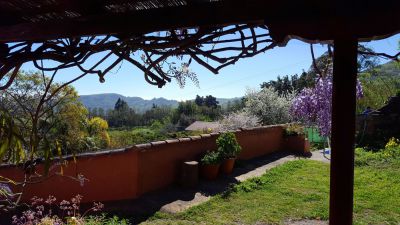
0 0 398 43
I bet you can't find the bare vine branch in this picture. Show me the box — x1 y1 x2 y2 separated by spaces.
358 49 400 62
0 24 276 89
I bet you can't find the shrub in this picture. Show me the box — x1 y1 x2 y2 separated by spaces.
83 215 130 225
216 132 242 159
201 151 221 165
385 137 400 149
283 124 305 137
355 147 400 167
357 129 395 150
88 117 110 149
108 128 167 148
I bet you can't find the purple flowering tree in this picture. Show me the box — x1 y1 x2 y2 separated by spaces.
291 75 363 139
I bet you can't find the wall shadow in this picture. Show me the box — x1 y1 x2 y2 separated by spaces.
101 151 294 224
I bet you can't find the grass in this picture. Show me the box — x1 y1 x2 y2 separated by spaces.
84 215 131 225
141 149 400 225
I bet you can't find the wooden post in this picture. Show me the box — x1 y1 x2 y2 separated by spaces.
329 38 358 225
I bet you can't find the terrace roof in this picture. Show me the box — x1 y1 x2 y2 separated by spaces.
0 0 398 42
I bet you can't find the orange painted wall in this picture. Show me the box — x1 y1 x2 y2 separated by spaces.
135 134 218 195
0 125 297 203
135 125 284 195
1 150 139 203
236 126 284 160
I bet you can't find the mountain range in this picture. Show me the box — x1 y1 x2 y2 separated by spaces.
79 61 399 112
79 93 239 112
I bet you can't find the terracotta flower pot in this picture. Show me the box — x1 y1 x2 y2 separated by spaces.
303 139 312 157
221 158 236 174
286 135 312 156
200 164 220 180
285 135 305 152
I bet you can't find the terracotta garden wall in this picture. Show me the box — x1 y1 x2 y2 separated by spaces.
0 149 140 203
0 125 307 203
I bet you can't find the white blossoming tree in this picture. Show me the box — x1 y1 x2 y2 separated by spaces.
217 110 260 131
244 87 294 125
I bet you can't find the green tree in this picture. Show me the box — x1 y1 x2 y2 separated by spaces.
224 98 246 114
195 95 204 106
172 101 199 128
50 102 91 154
261 72 315 97
114 98 129 111
0 71 108 211
0 71 83 161
194 95 219 108
204 95 219 108
142 105 173 125
97 108 105 118
108 98 138 127
357 66 400 113
176 101 198 116
0 111 24 164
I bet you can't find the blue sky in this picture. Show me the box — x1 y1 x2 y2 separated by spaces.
22 34 400 101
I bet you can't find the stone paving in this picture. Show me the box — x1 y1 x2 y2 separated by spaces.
160 150 329 213
285 219 328 225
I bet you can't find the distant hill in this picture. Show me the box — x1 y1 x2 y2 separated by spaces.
79 93 241 112
374 61 400 76
79 93 179 112
217 97 242 106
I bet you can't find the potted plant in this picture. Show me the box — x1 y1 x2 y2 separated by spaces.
284 124 310 155
217 132 242 174
200 150 222 180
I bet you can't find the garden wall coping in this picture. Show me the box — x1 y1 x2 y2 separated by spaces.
0 125 286 168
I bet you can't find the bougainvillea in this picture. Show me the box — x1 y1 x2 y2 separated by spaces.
291 75 363 137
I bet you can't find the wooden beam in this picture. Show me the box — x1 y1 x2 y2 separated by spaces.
329 38 358 225
0 0 398 42
0 0 107 26
0 1 266 42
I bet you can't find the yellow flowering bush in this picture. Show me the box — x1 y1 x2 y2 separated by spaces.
385 137 400 149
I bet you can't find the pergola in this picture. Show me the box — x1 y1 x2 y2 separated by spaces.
0 1 399 224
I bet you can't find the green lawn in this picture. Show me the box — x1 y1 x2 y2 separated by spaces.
142 150 400 225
